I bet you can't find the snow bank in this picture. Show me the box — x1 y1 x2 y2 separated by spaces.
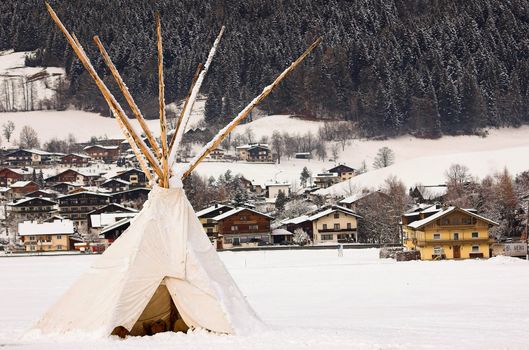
2 249 529 349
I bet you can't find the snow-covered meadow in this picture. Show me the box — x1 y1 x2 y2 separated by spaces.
1 249 529 349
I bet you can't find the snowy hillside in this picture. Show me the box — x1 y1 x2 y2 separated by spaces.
1 249 529 349
234 114 324 139
0 50 65 112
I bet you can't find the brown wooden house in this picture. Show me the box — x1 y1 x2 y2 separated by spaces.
8 197 58 223
9 181 39 199
57 191 112 233
83 145 120 163
0 167 32 187
61 153 92 166
112 168 148 188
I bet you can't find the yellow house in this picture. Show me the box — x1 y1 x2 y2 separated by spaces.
403 206 498 260
18 220 75 252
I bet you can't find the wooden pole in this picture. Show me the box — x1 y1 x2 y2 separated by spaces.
168 63 202 152
93 36 162 160
168 26 225 167
181 37 322 179
115 114 154 185
45 3 164 180
156 13 169 188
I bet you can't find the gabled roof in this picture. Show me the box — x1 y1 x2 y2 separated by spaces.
63 153 91 159
58 191 112 199
328 164 355 173
18 220 74 236
10 181 36 188
307 205 362 221
90 212 138 228
212 207 273 221
339 191 386 205
196 204 234 218
0 167 32 175
83 145 119 150
100 217 132 235
87 203 138 216
8 197 57 207
102 178 131 186
281 215 310 225
407 206 499 229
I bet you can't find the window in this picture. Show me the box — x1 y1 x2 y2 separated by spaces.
433 246 443 255
207 228 213 234
57 235 62 239
334 223 340 230
231 225 239 231
453 233 459 240
347 223 352 230
57 245 63 250
433 233 441 240
472 245 480 252
321 234 333 241
322 224 328 230
472 232 479 238
240 216 247 221
334 213 339 219
463 217 472 225
441 218 449 225
249 224 258 231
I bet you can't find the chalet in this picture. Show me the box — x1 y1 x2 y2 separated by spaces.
9 181 39 199
339 191 391 211
57 192 112 232
197 204 234 238
100 178 130 193
87 203 138 235
313 172 341 189
61 153 92 166
210 207 272 249
2 149 52 166
0 167 32 187
45 169 101 186
18 220 75 252
403 206 498 260
236 143 273 162
110 188 150 209
283 205 361 244
8 197 58 223
112 168 148 188
328 164 356 181
83 145 120 163
209 148 226 160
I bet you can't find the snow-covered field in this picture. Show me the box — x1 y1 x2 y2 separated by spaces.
1 249 529 349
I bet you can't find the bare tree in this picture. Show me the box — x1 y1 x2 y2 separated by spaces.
373 147 395 169
314 140 327 161
331 143 339 161
2 121 15 143
271 131 284 164
18 125 40 149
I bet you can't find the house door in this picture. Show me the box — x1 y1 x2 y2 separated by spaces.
453 245 461 259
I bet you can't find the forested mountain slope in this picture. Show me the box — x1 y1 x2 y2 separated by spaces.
2 0 529 137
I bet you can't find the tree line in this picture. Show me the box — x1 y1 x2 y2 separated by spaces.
2 0 529 137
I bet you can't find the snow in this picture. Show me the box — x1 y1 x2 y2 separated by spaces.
0 50 65 113
1 249 529 349
18 220 74 236
234 114 324 139
0 110 160 147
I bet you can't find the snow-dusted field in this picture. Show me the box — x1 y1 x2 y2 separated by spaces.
1 249 528 349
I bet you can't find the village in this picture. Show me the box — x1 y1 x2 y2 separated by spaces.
1 137 527 261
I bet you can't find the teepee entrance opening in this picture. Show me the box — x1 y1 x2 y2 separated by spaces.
112 280 189 337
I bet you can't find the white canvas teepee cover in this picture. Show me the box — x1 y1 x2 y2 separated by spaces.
36 185 263 336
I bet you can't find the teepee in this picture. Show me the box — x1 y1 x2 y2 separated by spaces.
37 3 321 336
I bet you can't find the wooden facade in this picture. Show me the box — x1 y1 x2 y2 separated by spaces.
0 168 30 187
215 208 272 249
58 192 112 232
61 153 92 166
8 197 58 223
113 168 148 188
83 145 120 163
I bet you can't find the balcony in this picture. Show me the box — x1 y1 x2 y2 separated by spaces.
318 228 357 233
417 237 488 246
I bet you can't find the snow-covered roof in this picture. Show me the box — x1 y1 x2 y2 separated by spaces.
3 167 32 175
407 207 499 229
90 212 137 228
212 207 272 221
265 182 291 187
24 149 52 156
18 220 74 236
339 191 373 204
281 215 310 225
58 191 112 199
315 172 339 178
271 228 293 236
102 178 130 186
8 197 57 206
100 217 132 235
308 205 362 221
236 143 270 150
83 145 119 150
10 181 34 188
65 153 91 159
196 204 233 218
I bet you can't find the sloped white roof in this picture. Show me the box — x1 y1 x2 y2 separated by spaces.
196 204 233 218
407 206 499 229
339 191 373 204
83 145 119 150
25 149 53 156
102 178 130 186
281 215 310 225
18 220 74 236
271 228 293 236
212 207 272 221
10 181 34 188
8 197 57 206
100 217 132 235
90 212 138 228
308 206 361 221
